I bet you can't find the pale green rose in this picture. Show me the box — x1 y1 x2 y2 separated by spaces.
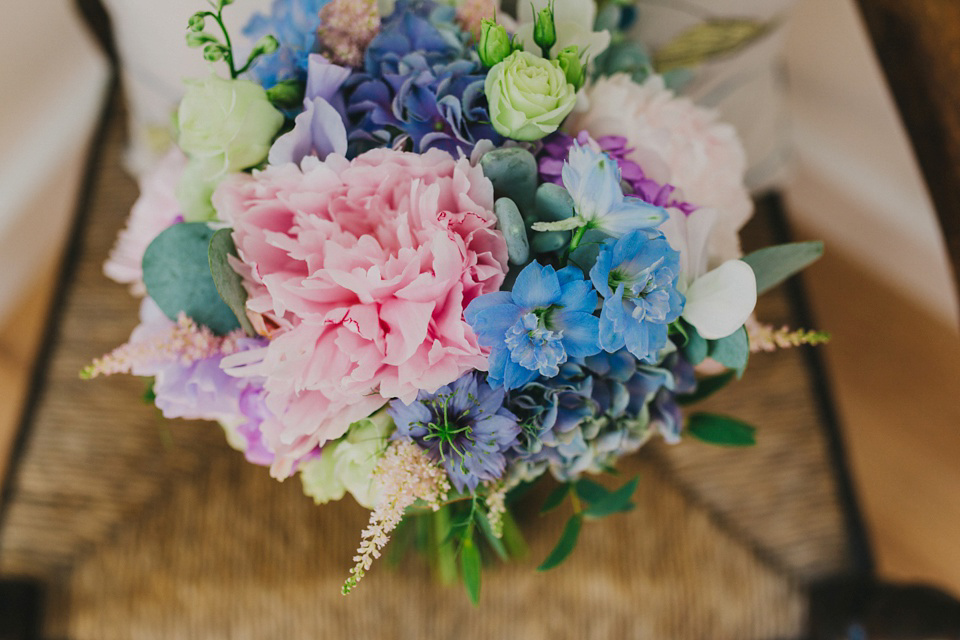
484 51 578 141
177 75 284 179
299 410 393 509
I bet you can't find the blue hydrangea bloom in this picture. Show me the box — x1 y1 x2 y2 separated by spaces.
466 262 601 391
345 0 501 155
388 372 520 493
243 0 330 88
590 230 685 362
508 349 681 482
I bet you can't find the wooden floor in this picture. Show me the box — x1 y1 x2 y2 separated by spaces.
0 262 60 487
0 209 958 598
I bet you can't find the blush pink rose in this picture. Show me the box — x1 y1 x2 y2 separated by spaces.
104 148 186 294
216 148 509 478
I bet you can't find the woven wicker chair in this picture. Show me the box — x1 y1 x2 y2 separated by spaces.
0 2 958 639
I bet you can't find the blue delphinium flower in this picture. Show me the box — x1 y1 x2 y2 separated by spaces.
388 372 520 493
590 229 685 362
532 142 667 237
244 0 331 88
466 262 601 391
345 0 501 155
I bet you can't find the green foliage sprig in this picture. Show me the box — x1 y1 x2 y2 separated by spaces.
186 0 278 78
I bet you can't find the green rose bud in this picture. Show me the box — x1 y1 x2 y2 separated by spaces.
532 1 557 57
299 411 393 509
177 75 284 178
477 19 511 68
484 50 578 142
557 45 586 90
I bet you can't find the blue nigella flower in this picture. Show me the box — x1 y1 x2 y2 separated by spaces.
466 262 602 391
388 372 520 493
590 230 685 362
345 0 501 155
243 0 330 88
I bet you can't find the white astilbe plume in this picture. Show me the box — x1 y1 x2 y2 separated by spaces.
342 439 450 594
484 482 507 539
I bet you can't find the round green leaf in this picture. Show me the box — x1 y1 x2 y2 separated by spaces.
142 223 241 335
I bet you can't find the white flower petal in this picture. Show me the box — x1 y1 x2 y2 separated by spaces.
682 259 757 340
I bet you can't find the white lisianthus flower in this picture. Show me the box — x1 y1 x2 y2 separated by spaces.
567 75 753 262
514 0 611 58
177 74 284 179
660 207 757 340
299 410 393 509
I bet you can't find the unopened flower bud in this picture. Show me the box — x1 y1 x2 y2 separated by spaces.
203 43 225 62
477 19 512 68
187 12 205 32
532 1 557 56
557 46 585 90
255 34 279 56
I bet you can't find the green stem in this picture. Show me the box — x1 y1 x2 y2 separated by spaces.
562 225 588 267
210 9 237 77
432 507 458 585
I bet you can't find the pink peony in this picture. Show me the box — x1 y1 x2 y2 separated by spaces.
104 148 186 294
215 148 509 478
566 74 752 261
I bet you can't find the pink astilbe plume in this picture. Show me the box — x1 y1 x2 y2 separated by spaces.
317 0 380 67
747 316 831 353
216 148 508 479
342 439 450 594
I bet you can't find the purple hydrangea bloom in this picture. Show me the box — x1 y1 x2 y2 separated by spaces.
590 230 685 362
539 131 697 215
465 262 601 391
345 0 501 155
388 372 520 493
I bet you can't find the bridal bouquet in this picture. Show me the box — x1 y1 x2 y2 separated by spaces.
87 0 827 601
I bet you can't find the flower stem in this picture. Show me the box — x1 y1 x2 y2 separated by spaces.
431 507 458 585
562 225 588 267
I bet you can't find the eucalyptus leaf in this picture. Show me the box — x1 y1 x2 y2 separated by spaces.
494 197 530 265
682 324 708 365
537 514 583 571
583 477 639 519
541 483 571 514
480 147 538 212
209 229 256 336
688 413 757 447
708 326 749 377
742 241 824 295
142 223 241 335
531 230 570 254
534 183 575 222
460 538 482 605
677 371 737 406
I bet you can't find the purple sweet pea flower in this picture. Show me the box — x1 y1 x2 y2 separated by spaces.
268 55 352 165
